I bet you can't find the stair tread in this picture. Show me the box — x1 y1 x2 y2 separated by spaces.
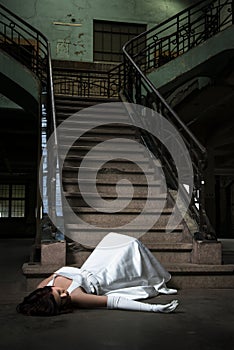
60 123 135 131
54 94 119 102
62 155 149 161
55 99 118 106
62 178 160 185
67 207 172 214
65 224 183 230
58 129 136 136
62 166 155 174
59 135 139 141
59 144 143 150
165 263 234 273
64 191 166 198
56 113 129 121
22 262 234 279
55 105 125 113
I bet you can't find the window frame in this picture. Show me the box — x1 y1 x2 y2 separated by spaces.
0 184 27 219
93 19 147 63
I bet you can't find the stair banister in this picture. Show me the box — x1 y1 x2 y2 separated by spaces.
121 0 234 239
0 3 64 245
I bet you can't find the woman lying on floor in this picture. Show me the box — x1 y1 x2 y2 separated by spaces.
16 232 179 316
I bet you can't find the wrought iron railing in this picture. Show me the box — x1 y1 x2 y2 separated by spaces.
0 3 64 244
53 63 124 98
124 0 234 73
122 0 233 239
51 0 233 101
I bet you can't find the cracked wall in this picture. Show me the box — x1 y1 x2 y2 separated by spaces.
1 0 202 62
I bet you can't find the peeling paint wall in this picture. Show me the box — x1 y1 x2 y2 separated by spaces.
1 0 201 62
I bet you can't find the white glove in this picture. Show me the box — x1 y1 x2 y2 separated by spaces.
107 296 178 313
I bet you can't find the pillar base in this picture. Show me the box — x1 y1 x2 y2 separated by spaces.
191 240 222 265
41 240 66 266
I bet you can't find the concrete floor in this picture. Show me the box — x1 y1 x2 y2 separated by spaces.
0 238 234 350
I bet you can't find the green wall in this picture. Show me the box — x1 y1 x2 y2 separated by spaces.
0 50 40 115
148 25 234 92
1 0 201 62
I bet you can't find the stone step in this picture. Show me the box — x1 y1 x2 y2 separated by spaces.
62 165 155 175
59 145 146 157
22 261 234 291
67 207 172 214
64 212 175 227
55 94 118 104
62 181 162 195
56 112 129 123
60 139 144 150
58 134 140 145
166 263 234 289
64 189 166 200
65 195 168 209
62 173 156 183
63 159 152 171
62 153 149 163
55 97 120 105
65 226 189 244
63 175 159 185
65 224 184 235
140 230 192 244
58 135 141 146
55 105 126 115
65 242 193 265
55 98 118 108
59 141 147 157
58 126 137 137
63 163 153 173
58 120 133 127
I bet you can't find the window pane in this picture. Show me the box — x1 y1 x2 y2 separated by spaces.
0 200 9 217
93 20 146 62
12 185 25 198
11 200 25 217
0 185 9 198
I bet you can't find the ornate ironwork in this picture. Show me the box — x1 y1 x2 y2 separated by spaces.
122 0 233 240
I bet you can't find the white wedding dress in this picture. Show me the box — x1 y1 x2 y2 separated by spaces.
47 232 177 300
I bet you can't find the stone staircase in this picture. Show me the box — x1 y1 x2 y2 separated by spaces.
55 94 195 266
23 94 234 290
53 94 234 290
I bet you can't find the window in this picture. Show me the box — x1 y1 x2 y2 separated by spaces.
93 20 147 62
0 184 26 218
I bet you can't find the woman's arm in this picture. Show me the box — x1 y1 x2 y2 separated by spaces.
72 290 178 312
71 289 108 308
36 274 54 288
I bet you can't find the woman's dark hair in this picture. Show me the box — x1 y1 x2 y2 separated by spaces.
16 286 72 316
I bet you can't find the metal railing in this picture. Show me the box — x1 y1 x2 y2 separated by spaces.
124 0 234 73
52 63 124 98
122 0 233 239
51 0 233 102
0 3 64 244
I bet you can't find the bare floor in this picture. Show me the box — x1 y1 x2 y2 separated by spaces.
0 239 233 350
